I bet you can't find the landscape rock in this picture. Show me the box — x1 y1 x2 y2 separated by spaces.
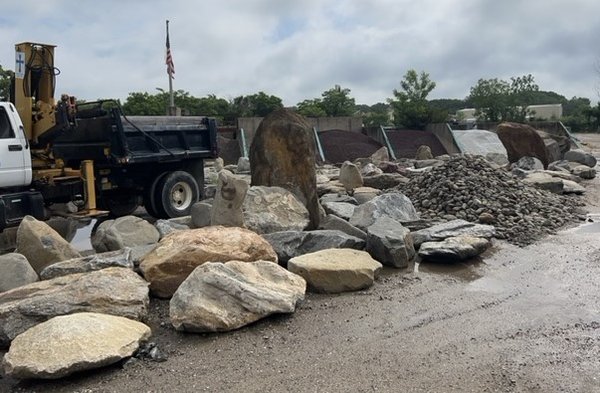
318 214 367 240
564 149 597 168
496 122 551 168
250 109 320 229
322 201 356 221
170 261 305 332
2 312 151 379
0 267 149 347
562 179 586 194
155 219 189 239
402 155 582 246
319 193 358 205
514 156 544 171
214 157 225 172
236 156 251 173
366 217 415 268
415 145 434 160
414 159 444 169
288 249 382 293
243 186 310 234
349 192 419 230
40 248 133 280
411 219 496 248
15 216 81 275
485 152 509 167
362 173 409 190
139 226 277 298
0 253 38 292
418 236 491 263
352 187 382 204
92 216 160 253
522 172 564 194
263 230 365 264
339 161 364 192
190 202 212 228
571 165 596 179
370 147 390 164
360 163 383 177
211 170 249 227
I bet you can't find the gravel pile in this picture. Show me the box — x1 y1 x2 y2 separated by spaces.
401 155 585 246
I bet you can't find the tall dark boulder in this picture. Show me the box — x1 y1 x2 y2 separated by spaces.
250 109 320 229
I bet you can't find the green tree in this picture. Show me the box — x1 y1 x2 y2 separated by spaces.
320 85 356 116
389 69 437 129
228 92 283 119
467 74 540 122
296 98 327 117
357 102 391 127
122 92 165 115
0 64 14 101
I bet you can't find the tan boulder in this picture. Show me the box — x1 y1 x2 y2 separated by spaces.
139 227 278 298
288 249 382 293
3 313 151 379
16 216 81 275
0 267 149 347
170 261 305 332
210 170 249 227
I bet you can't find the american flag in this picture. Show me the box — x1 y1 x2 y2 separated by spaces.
166 24 175 79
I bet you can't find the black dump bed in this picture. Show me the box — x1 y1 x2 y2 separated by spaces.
52 103 218 166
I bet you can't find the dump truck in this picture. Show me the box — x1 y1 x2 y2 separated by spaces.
0 42 218 230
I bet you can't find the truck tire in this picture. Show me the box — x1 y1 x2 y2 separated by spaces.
100 192 140 217
143 172 168 218
155 171 199 218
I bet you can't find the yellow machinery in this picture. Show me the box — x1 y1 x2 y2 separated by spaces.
13 42 99 213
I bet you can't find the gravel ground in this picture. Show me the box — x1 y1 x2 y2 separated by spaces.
2 134 600 393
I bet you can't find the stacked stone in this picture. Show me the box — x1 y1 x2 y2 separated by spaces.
401 155 584 246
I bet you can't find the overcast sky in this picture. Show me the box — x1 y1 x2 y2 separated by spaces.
2 0 599 106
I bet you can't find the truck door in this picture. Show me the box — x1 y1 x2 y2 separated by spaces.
0 105 30 187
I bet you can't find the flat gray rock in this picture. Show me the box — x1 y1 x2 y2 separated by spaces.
0 253 38 293
92 216 159 253
318 214 367 240
412 219 496 248
418 236 491 263
263 230 365 264
322 202 356 221
349 192 419 230
366 217 415 268
40 249 133 280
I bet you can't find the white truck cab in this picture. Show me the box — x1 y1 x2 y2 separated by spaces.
0 102 32 188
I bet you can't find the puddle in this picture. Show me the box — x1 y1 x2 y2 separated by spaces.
415 257 485 282
563 213 600 234
70 219 97 252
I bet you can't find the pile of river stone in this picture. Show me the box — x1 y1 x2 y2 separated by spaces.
400 155 585 246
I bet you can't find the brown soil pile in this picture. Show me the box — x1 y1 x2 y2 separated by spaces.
319 129 383 164
386 129 447 158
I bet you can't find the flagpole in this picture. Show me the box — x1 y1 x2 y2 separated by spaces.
166 20 175 115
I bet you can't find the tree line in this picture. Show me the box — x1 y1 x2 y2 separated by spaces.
1 63 599 132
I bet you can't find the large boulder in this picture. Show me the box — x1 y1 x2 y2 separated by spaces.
496 122 559 168
418 236 491 263
322 201 356 221
15 216 81 275
366 217 415 268
349 193 419 230
139 226 277 298
0 253 38 292
170 261 305 332
288 249 382 293
3 313 151 379
0 267 149 347
40 248 133 280
243 186 310 234
249 109 320 229
210 170 249 227
263 230 365 264
91 216 160 253
339 161 363 192
564 149 597 168
412 219 496 248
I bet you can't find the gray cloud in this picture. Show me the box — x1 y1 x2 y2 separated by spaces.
1 0 598 106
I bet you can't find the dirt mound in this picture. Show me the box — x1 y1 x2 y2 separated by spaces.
386 129 447 158
319 129 383 164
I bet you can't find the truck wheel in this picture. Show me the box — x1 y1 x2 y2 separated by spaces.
156 171 199 218
143 172 168 218
101 193 141 217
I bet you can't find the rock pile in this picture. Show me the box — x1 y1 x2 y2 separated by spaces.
401 155 584 246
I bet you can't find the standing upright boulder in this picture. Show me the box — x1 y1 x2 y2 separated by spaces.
415 145 434 160
210 170 249 227
250 109 320 229
16 216 81 275
496 122 560 168
339 161 363 193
